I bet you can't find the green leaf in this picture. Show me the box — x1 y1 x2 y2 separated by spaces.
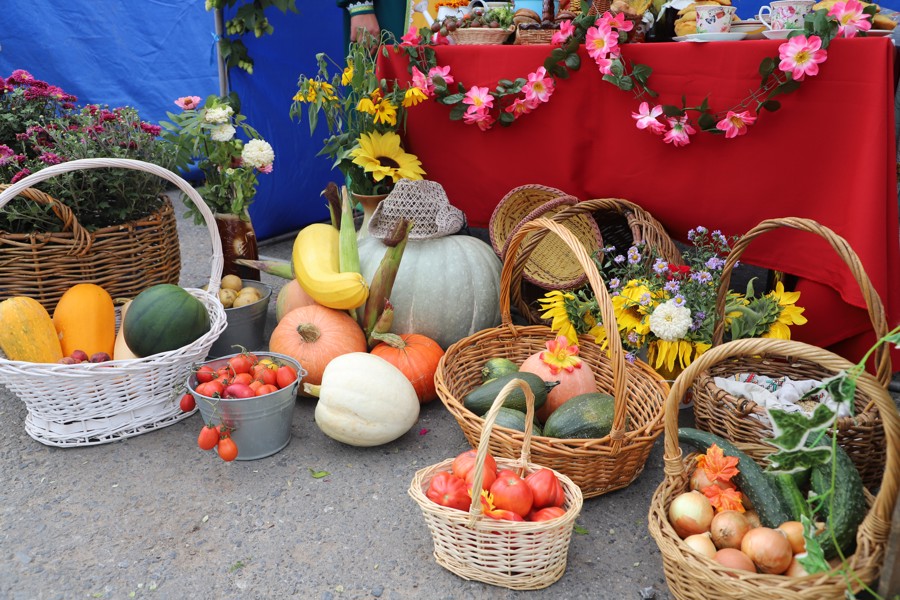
697 113 717 131
766 447 832 472
499 111 515 125
777 79 802 96
498 79 515 87
661 105 684 118
564 53 581 70
761 100 781 112
759 57 775 79
309 468 330 479
549 48 567 63
441 93 465 105
819 371 856 409
573 523 589 535
797 515 829 574
768 404 835 451
632 64 652 84
448 103 467 121
549 64 568 79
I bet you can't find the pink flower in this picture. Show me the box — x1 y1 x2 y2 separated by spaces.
586 24 620 61
523 67 555 104
716 110 757 138
174 96 202 110
552 20 576 44
505 96 538 117
411 66 434 96
258 163 274 174
631 102 665 134
431 31 451 45
463 107 495 130
400 25 421 46
663 116 697 147
778 35 827 81
597 11 634 32
39 152 64 165
428 65 454 87
7 70 34 85
11 168 31 184
140 122 162 136
462 85 494 111
827 0 872 36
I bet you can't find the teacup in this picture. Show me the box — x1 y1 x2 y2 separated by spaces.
758 0 814 30
695 5 737 34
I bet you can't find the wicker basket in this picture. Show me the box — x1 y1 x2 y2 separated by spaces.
648 338 899 600
691 217 889 490
436 217 669 498
489 184 602 291
514 26 557 45
0 184 181 313
410 378 584 589
449 26 514 45
511 197 683 325
0 158 227 447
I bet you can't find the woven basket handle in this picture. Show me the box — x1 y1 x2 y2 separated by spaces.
501 217 630 450
0 158 223 294
662 337 900 546
466 377 535 524
711 217 891 387
0 183 93 256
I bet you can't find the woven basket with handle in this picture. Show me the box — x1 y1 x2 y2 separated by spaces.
648 337 899 599
436 217 668 498
0 158 227 447
0 183 181 313
690 217 889 490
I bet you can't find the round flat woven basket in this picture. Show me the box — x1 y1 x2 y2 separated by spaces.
489 184 601 291
690 217 889 490
648 337 899 600
0 183 181 313
449 26 514 45
0 158 227 447
410 378 583 590
436 217 668 499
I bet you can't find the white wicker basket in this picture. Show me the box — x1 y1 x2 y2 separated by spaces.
0 158 227 447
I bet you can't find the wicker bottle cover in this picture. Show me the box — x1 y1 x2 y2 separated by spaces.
214 210 260 281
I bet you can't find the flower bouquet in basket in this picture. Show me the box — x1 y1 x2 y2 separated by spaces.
538 226 808 380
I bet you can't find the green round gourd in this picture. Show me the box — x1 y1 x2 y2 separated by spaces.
123 284 211 357
493 407 542 436
542 392 616 439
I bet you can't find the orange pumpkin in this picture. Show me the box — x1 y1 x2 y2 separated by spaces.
519 336 597 422
370 333 445 404
275 279 317 322
268 305 367 390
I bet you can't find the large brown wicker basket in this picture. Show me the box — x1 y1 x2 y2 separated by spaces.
690 217 889 490
436 217 669 499
648 337 899 600
0 183 181 312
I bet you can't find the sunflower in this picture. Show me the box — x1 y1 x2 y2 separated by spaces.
538 291 580 344
762 281 808 340
349 131 425 184
648 339 710 379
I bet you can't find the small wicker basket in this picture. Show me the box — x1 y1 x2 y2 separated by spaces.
410 378 584 590
436 217 668 498
0 158 227 447
514 26 557 44
690 217 889 490
648 338 899 600
449 26 514 45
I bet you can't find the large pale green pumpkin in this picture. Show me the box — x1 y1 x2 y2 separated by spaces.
358 234 502 349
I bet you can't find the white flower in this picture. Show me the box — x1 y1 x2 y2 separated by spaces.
210 123 235 142
241 139 275 169
204 105 234 124
649 300 692 341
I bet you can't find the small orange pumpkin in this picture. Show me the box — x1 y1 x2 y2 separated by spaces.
370 333 445 404
519 336 597 422
268 304 366 390
275 279 318 322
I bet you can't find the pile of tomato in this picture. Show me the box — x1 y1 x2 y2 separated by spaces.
426 450 568 522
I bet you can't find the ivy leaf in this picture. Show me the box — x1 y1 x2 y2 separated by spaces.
308 468 330 479
797 515 829 574
885 331 900 347
564 52 581 70
768 403 835 451
819 371 856 409
766 447 832 472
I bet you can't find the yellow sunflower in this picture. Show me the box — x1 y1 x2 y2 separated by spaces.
350 131 425 183
648 339 710 379
538 291 580 344
762 282 807 340
611 280 653 342
341 65 353 86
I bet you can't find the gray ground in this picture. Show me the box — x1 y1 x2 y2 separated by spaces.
0 206 894 600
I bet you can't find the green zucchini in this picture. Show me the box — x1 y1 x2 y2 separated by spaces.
462 372 556 416
677 428 793 528
769 472 810 523
542 393 616 439
492 407 542 436
480 357 519 383
808 439 866 560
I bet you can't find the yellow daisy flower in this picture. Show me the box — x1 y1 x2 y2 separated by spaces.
341 66 353 86
373 99 398 126
402 87 428 108
356 97 377 115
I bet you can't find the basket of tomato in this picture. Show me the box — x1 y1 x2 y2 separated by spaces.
408 378 584 590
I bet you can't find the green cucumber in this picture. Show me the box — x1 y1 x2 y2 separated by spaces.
492 407 542 436
542 393 616 439
480 357 519 383
769 472 810 523
808 439 866 560
677 428 793 528
462 372 555 416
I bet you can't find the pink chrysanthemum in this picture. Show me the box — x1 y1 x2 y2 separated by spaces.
778 35 827 81
716 110 757 138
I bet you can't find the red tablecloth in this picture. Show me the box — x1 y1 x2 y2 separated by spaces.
378 38 900 368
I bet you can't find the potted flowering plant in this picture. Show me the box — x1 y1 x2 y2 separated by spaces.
289 30 426 234
160 93 275 279
538 226 808 381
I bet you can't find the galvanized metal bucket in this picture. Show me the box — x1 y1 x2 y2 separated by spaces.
189 352 305 460
208 279 271 358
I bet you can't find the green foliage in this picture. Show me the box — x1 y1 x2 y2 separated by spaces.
206 0 298 74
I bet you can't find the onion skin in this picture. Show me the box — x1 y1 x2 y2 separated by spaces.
668 491 715 539
684 533 718 558
714 548 757 573
710 510 752 550
785 554 810 577
744 509 762 529
777 521 806 555
741 527 794 574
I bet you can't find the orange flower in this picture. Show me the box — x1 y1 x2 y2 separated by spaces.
703 485 745 513
695 443 740 484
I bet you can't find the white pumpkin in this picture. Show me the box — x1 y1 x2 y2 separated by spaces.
312 352 420 447
358 234 502 349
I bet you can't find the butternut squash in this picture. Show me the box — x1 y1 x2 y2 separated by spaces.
113 300 139 361
0 296 64 362
52 283 116 357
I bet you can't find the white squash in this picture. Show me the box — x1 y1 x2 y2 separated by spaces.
310 352 420 447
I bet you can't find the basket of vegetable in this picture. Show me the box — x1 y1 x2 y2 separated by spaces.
444 5 515 45
0 158 227 447
690 217 889 490
436 217 669 499
648 337 899 599
409 378 584 590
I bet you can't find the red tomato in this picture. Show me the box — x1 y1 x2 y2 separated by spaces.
465 464 496 492
179 393 196 412
197 425 219 450
227 354 254 375
214 373 231 387
195 380 225 398
248 380 264 393
231 372 254 386
525 469 565 509
490 470 534 517
195 365 216 384
275 365 298 389
217 436 238 461
425 471 471 512
255 384 279 396
451 450 497 482
528 506 567 522
224 383 255 399
252 364 277 386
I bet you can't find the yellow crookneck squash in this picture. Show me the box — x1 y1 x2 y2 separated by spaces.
52 283 116 357
0 296 64 363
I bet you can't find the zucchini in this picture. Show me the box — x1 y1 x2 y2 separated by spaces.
769 472 810 523
462 372 555 416
808 439 866 560
480 357 519 383
542 393 616 439
493 407 542 436
677 428 793 528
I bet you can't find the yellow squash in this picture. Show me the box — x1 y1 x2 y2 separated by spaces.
52 283 116 357
292 223 369 311
0 296 64 362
